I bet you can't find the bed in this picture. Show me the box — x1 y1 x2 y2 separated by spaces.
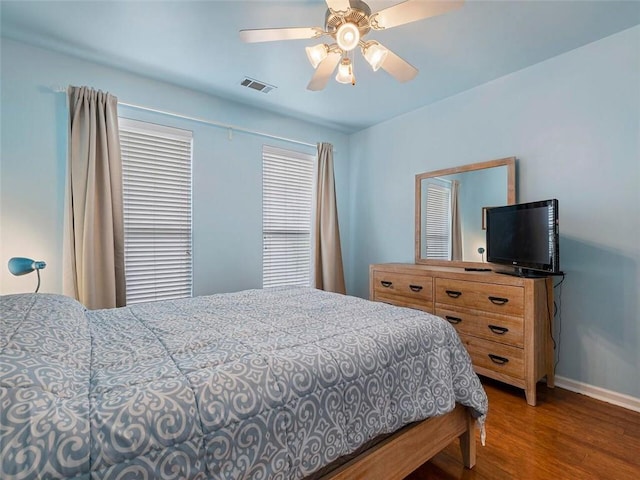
0 287 488 479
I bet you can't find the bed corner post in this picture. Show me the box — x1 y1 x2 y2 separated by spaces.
459 409 477 469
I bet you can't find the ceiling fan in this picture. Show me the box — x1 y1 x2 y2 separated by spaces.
239 0 464 91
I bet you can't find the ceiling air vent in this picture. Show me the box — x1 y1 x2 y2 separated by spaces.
240 77 276 94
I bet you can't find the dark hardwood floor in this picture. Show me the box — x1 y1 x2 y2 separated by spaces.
406 378 640 480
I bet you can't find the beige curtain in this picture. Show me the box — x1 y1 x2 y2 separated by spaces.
64 86 125 309
314 143 346 294
451 180 463 261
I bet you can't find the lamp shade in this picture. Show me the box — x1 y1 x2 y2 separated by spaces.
305 44 328 69
335 58 355 85
363 42 389 71
8 257 46 276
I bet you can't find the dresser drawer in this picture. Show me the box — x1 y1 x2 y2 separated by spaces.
436 307 524 348
375 296 434 314
435 278 524 316
372 271 432 306
459 334 524 380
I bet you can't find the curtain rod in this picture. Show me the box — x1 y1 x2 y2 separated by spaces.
118 101 318 149
55 86 318 149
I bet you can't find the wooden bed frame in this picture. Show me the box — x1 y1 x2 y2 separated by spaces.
322 404 476 480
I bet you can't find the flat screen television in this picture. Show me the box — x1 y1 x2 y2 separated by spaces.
485 199 560 277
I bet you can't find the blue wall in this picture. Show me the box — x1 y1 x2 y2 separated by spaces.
347 26 640 399
0 39 350 296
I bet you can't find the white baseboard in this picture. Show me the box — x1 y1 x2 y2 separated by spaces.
555 376 640 413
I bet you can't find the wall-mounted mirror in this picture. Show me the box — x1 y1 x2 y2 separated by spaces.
415 157 516 267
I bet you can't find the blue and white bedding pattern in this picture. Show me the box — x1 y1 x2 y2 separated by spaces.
1 287 488 479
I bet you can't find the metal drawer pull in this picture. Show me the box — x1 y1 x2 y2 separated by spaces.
380 281 393 288
488 325 509 335
445 290 462 298
488 296 509 305
488 354 510 365
445 315 462 324
409 284 423 292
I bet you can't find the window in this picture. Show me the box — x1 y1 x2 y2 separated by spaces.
262 145 315 288
119 118 193 304
424 181 452 260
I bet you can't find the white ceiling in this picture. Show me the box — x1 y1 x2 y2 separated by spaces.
2 0 639 133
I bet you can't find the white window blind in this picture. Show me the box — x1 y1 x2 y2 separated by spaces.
119 118 193 304
262 145 315 288
425 182 452 260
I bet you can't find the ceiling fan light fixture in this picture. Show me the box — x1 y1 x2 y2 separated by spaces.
305 43 329 69
335 58 355 85
335 23 360 51
241 0 453 91
362 41 389 71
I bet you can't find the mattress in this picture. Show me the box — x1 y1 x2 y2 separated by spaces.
0 287 488 479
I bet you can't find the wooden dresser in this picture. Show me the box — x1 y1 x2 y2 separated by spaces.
369 263 554 406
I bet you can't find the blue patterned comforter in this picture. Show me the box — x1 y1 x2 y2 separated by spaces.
1 287 487 479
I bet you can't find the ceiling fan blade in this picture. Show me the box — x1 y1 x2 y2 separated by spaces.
372 0 464 30
325 0 351 13
307 52 342 91
239 27 322 43
380 48 418 83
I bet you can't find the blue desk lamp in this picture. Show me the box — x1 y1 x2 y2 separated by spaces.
8 257 46 293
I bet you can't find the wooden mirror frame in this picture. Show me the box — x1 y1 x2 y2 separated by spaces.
415 157 516 268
